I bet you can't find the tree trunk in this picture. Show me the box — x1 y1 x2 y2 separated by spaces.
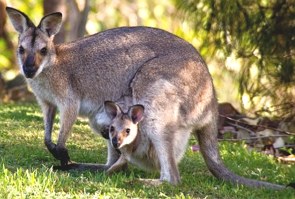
43 0 90 44
0 0 16 66
43 0 67 43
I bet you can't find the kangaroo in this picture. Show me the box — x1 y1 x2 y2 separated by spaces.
6 7 289 189
104 101 160 175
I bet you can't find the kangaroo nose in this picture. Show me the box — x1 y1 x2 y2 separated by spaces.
112 137 118 148
23 55 37 78
24 54 35 68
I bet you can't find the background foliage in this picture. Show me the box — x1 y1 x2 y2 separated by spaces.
175 0 295 116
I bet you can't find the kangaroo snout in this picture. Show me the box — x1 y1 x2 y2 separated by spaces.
23 55 37 78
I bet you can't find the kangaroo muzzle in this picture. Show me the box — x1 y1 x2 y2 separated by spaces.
23 54 37 78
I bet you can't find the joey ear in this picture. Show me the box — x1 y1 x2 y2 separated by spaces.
37 12 62 36
6 7 35 33
104 101 121 120
128 105 144 124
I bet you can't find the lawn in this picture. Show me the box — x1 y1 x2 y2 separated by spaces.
0 103 294 198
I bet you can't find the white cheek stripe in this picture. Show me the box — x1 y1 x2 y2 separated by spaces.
17 56 25 76
34 61 46 78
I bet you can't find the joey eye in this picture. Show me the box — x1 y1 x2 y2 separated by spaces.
110 126 115 132
126 128 130 135
19 46 25 54
40 47 47 56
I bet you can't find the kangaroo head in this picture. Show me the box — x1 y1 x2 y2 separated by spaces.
6 7 62 79
104 101 144 149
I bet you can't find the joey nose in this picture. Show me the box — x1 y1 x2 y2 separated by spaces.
112 137 119 149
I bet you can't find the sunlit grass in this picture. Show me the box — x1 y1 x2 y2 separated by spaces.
0 103 294 198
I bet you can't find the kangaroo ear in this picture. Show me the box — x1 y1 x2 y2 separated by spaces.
37 12 62 37
6 7 35 33
104 101 121 120
128 105 144 124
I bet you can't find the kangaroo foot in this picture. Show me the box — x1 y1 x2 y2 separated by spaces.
53 162 80 171
53 162 111 172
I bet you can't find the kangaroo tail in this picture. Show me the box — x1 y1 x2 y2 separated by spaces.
196 121 285 190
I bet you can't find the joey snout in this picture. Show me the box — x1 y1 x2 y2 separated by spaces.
111 133 126 149
111 136 119 149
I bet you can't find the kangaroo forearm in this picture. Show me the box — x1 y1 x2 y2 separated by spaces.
56 104 78 148
42 103 57 143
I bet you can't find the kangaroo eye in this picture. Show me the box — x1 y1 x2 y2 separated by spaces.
126 128 130 135
40 47 47 56
110 126 115 132
19 46 25 54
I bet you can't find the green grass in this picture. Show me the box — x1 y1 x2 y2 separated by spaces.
0 103 294 198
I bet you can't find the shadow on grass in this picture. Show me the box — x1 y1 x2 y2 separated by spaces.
0 140 109 169
0 103 43 123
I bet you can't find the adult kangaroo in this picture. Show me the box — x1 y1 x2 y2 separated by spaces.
6 7 287 189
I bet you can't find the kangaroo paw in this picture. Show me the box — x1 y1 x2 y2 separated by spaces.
56 147 71 167
45 142 60 160
45 141 71 168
